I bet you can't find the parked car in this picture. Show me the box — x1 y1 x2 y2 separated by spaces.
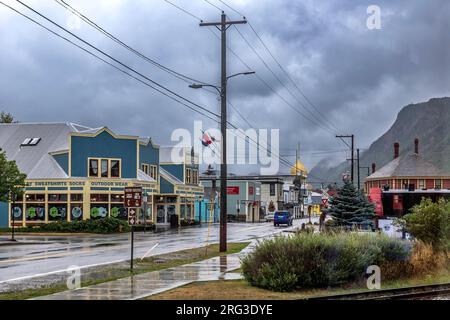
274 211 293 226
264 213 275 222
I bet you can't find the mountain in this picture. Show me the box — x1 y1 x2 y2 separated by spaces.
309 97 450 184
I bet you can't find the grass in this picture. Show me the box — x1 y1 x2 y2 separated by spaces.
146 268 450 300
0 242 249 300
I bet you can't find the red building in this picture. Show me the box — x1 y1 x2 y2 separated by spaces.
365 138 450 217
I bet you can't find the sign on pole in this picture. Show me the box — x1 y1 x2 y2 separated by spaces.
128 208 137 225
124 187 143 208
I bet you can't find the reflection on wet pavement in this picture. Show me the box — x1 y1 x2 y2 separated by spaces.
33 254 243 300
0 218 316 294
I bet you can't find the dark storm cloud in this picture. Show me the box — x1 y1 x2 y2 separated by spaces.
1 0 449 174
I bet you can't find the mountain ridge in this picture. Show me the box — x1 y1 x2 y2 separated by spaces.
309 97 450 184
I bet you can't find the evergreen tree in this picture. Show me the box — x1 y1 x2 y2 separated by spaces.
325 181 375 229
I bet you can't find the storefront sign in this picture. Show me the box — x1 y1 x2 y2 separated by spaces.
227 186 240 195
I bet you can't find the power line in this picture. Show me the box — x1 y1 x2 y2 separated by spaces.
6 0 296 174
54 0 209 86
216 0 245 17
232 24 337 135
216 0 342 133
163 0 203 21
14 0 219 120
247 22 342 134
162 2 296 169
202 0 223 12
207 26 334 136
0 1 220 124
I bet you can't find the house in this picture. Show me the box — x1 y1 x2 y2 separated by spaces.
365 138 450 216
0 122 203 228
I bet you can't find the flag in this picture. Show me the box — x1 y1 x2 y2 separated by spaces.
201 132 213 146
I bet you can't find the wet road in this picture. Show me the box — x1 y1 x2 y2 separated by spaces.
0 219 307 284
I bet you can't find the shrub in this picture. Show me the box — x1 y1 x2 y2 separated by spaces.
38 218 130 233
241 232 412 291
396 198 450 251
409 241 448 276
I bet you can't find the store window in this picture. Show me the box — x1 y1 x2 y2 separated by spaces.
25 194 45 202
48 194 67 202
70 194 83 221
70 194 83 202
90 194 109 219
25 203 45 221
91 194 109 202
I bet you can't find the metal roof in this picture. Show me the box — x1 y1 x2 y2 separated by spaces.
366 153 450 179
137 169 156 182
159 167 183 185
0 122 91 179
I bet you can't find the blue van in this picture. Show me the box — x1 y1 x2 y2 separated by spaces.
274 211 293 226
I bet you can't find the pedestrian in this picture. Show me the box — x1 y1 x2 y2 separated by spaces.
319 211 326 231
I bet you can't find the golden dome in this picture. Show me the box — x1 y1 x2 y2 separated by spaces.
290 160 308 175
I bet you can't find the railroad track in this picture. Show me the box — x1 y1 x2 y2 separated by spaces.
307 283 450 300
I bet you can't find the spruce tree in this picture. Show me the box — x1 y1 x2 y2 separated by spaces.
325 181 375 229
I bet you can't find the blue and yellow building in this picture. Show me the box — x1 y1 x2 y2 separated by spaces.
0 122 202 228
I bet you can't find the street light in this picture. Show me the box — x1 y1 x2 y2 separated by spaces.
188 71 255 94
189 71 254 252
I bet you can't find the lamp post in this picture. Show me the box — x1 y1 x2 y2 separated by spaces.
143 191 148 233
190 71 254 252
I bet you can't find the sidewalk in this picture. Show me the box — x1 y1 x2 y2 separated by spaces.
33 244 255 300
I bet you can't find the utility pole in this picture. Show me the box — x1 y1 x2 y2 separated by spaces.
357 148 360 190
336 134 355 184
200 12 247 253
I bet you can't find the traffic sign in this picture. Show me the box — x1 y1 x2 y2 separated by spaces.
124 187 143 208
128 208 137 225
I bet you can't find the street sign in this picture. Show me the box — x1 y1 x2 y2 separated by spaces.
124 187 143 208
128 208 137 225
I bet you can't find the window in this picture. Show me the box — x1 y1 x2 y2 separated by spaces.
89 159 99 177
25 194 45 202
101 159 109 178
111 160 120 178
192 169 198 185
111 194 124 203
70 194 83 202
186 168 192 184
88 158 121 178
270 183 275 196
21 137 41 146
150 165 158 180
48 194 67 202
142 164 149 175
90 194 109 202
419 179 425 189
435 179 442 189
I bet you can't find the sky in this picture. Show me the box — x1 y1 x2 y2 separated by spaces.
1 0 449 175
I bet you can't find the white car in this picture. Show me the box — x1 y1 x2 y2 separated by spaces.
264 213 275 222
